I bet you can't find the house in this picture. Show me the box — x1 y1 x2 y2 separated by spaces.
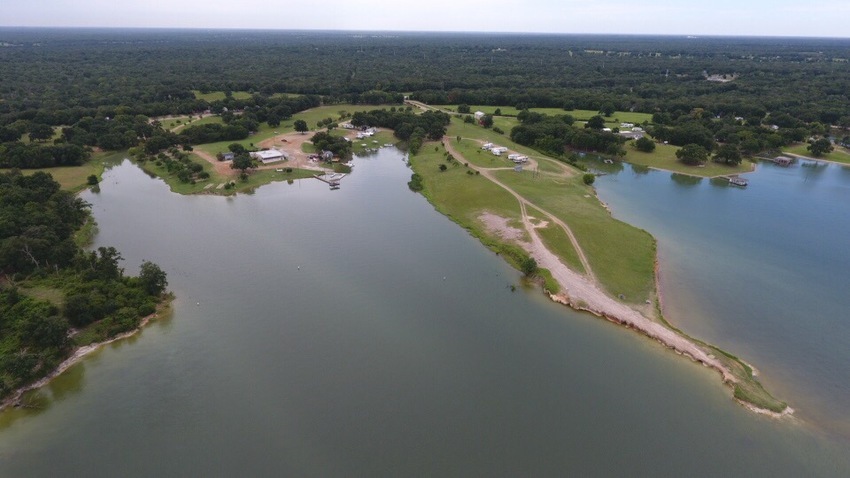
620 122 635 129
250 149 288 164
220 152 235 161
474 111 486 121
321 150 334 162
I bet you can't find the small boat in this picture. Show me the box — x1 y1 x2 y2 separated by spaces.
728 176 748 187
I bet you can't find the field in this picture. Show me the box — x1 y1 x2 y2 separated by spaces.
491 169 656 303
138 153 315 195
2 150 128 193
622 142 754 177
783 142 850 165
192 90 253 101
433 105 653 125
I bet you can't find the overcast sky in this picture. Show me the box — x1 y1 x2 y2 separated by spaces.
3 0 849 37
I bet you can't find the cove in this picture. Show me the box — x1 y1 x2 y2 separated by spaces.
0 150 848 476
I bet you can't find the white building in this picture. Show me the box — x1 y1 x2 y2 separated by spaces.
251 149 288 164
474 111 486 120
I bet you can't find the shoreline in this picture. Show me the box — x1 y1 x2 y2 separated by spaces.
433 139 789 416
0 299 172 413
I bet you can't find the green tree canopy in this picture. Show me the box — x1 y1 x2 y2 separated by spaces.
675 143 709 165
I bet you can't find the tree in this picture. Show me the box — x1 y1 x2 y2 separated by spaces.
713 144 743 165
583 173 596 185
520 257 538 277
28 123 54 142
230 152 254 173
494 108 502 116
228 143 246 154
457 104 471 114
481 114 494 128
439 164 448 172
139 261 168 296
807 138 834 157
600 103 616 117
585 115 606 130
675 143 709 165
86 175 99 185
634 136 656 152
294 119 308 134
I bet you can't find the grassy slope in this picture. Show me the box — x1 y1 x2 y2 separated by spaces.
137 153 314 196
623 142 755 177
783 142 850 164
492 169 656 303
192 90 252 101
409 144 538 272
434 105 653 124
2 150 127 193
433 118 785 412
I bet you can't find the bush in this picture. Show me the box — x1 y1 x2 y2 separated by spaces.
583 173 596 185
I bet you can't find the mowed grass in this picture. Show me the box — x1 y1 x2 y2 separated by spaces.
413 143 521 224
783 142 850 165
2 150 127 193
535 219 585 274
433 104 653 124
410 143 537 270
192 90 253 101
159 114 224 132
622 141 754 177
138 153 314 196
491 169 656 303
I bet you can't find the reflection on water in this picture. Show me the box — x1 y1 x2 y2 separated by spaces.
595 158 850 441
1 153 849 476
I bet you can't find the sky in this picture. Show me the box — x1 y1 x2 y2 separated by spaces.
3 0 849 38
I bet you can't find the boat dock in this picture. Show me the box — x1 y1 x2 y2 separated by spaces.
314 173 347 188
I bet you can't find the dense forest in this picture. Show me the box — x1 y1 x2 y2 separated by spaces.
0 29 847 168
1 29 849 125
0 171 168 401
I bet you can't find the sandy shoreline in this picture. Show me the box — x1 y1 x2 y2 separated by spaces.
0 302 170 413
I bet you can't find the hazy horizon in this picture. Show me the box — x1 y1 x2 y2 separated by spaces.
3 0 849 39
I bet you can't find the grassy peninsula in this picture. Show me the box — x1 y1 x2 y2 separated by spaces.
405 114 788 414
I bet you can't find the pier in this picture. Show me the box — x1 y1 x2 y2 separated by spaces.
314 173 347 188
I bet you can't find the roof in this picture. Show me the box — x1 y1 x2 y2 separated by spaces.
251 149 285 160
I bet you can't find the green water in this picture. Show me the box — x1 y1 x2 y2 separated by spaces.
0 152 848 476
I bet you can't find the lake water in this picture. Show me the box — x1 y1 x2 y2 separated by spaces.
0 151 848 476
592 159 850 440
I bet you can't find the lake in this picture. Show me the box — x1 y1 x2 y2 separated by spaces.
0 150 848 476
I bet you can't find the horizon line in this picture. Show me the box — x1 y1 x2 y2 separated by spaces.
0 25 849 40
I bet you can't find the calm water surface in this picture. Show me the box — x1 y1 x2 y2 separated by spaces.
593 159 850 439
0 151 848 476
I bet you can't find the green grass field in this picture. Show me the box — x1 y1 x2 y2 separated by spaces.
159 114 224 132
622 142 754 177
1 150 128 193
433 104 653 124
192 90 253 101
491 169 656 303
783 142 850 165
535 219 585 274
138 153 314 196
